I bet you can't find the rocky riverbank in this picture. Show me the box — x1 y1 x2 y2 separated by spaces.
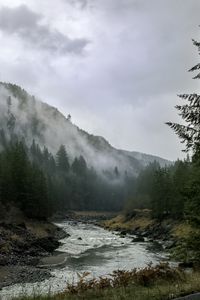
52 210 117 224
0 220 67 289
0 210 116 290
102 209 195 266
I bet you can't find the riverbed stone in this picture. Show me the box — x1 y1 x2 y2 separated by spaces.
132 236 145 242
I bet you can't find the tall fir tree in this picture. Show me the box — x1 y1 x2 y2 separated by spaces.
56 145 70 172
166 38 200 154
167 35 200 226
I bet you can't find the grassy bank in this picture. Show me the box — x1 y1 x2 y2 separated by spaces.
102 210 200 266
103 209 153 231
14 264 200 300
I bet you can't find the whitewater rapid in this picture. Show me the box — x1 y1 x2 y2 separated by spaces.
0 221 167 299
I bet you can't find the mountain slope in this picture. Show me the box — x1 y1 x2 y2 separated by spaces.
0 82 170 176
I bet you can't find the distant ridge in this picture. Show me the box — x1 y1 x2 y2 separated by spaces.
0 82 171 177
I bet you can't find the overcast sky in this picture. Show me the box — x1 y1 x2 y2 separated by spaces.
0 0 199 160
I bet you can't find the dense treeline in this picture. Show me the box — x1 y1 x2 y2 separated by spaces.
0 140 50 219
125 158 194 220
125 150 200 263
0 131 131 219
126 123 200 223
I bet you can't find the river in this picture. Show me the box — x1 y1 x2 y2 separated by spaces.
0 220 168 299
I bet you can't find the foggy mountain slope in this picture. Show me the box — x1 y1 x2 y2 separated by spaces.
0 82 170 175
120 150 171 168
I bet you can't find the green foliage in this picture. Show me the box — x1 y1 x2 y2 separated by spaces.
56 145 70 172
128 162 160 210
184 159 200 226
71 155 86 176
166 39 200 153
126 158 192 220
0 131 132 217
0 141 49 219
166 36 200 228
185 231 200 262
150 167 173 219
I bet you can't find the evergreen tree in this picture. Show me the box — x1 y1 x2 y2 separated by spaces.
166 38 200 154
0 129 7 148
72 155 87 176
171 160 190 218
6 96 16 134
30 139 37 157
0 140 50 219
150 167 173 219
114 166 120 178
56 145 70 172
167 35 200 226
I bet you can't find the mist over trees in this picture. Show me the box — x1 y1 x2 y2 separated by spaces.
0 84 141 218
0 82 169 219
0 82 169 179
0 131 133 219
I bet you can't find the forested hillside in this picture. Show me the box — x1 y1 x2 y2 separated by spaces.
0 137 134 218
0 82 170 178
0 82 171 218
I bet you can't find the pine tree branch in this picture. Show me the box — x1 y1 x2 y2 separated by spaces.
189 63 200 72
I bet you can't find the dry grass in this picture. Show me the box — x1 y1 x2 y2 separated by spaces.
172 222 193 239
14 264 200 300
64 263 185 294
125 217 153 230
26 222 57 238
103 212 153 231
10 233 23 241
103 215 125 229
73 211 116 217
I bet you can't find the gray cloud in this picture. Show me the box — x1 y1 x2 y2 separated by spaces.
0 0 199 161
0 5 89 54
69 0 89 9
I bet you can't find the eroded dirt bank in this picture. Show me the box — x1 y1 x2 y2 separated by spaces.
0 214 67 289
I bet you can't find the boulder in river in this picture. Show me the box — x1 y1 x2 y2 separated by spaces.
132 236 145 242
178 261 194 268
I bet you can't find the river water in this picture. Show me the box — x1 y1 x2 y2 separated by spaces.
0 221 168 299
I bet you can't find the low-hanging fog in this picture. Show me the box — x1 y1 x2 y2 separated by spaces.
0 83 170 180
0 0 199 161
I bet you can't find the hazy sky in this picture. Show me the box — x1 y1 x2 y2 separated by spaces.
0 0 199 160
